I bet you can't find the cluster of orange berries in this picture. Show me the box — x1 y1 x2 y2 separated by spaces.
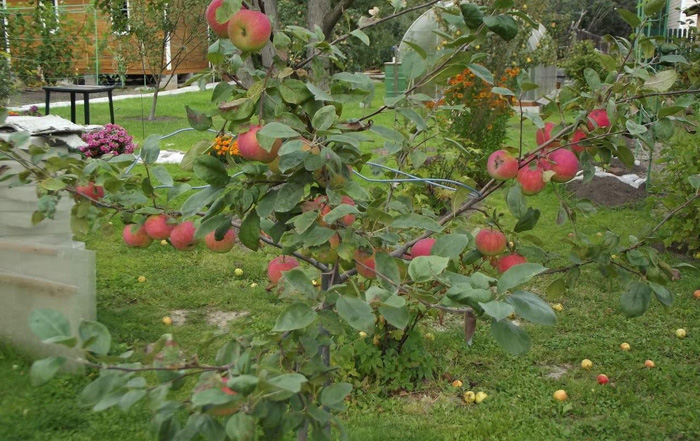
211 135 239 157
445 67 520 110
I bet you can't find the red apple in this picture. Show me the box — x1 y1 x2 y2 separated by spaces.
329 233 340 249
205 228 236 253
536 122 558 147
144 214 176 240
206 0 240 38
354 249 377 279
123 224 153 248
75 182 104 200
475 229 507 256
267 256 300 284
597 374 609 385
570 129 587 155
543 149 579 183
169 221 199 251
496 253 527 273
238 125 281 163
411 238 436 259
319 195 356 227
227 9 271 52
487 150 519 181
517 163 546 195
587 109 610 130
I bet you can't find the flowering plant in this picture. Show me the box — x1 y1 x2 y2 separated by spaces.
80 124 136 158
7 106 41 117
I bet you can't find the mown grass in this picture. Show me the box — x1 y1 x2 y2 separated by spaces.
2 85 700 440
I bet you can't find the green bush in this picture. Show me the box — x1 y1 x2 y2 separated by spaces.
561 40 606 87
0 52 15 105
657 130 700 255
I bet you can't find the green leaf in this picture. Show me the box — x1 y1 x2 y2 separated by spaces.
272 303 317 332
151 165 173 187
193 155 230 188
482 15 518 41
402 41 427 59
653 118 675 140
467 64 494 85
274 183 304 213
402 51 427 80
181 187 223 218
492 87 515 96
584 68 601 90
506 291 556 325
140 134 160 165
491 319 531 355
306 82 334 102
375 252 401 291
78 321 111 355
311 105 338 131
118 389 147 411
506 184 527 218
225 413 256 441
40 177 67 191
350 29 370 45
258 122 300 139
460 2 484 29
322 204 360 224
689 174 700 190
408 256 450 283
659 54 688 64
280 79 313 104
620 281 651 318
618 9 641 28
644 0 666 16
30 356 65 386
185 106 213 131
391 214 441 231
644 70 677 92
446 284 492 305
267 373 307 393
378 305 410 329
320 383 352 411
497 263 547 293
336 295 375 333
280 269 318 298
649 282 673 307
28 309 72 344
180 140 211 171
239 211 260 251
431 234 469 259
626 119 648 135
513 208 540 233
479 301 514 321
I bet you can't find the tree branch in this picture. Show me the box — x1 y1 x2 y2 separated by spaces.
321 0 356 38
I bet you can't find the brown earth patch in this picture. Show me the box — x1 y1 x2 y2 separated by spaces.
567 176 647 207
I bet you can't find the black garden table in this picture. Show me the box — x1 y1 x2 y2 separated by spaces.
43 85 116 125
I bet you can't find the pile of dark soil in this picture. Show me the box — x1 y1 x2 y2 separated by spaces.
567 176 647 207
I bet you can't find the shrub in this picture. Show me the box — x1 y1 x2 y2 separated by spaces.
658 130 700 254
80 124 136 158
561 40 606 87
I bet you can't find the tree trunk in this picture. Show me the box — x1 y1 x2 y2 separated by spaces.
149 74 161 121
258 0 279 68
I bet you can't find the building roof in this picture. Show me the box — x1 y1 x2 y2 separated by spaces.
685 4 700 15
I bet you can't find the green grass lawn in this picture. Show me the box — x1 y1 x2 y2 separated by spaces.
2 86 700 440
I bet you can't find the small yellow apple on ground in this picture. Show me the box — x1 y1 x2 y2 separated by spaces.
463 391 476 404
644 359 655 368
358 331 367 338
675 328 687 338
620 342 631 351
138 275 146 283
553 390 567 401
160 239 168 246
451 380 463 388
250 283 258 289
693 289 700 299
425 333 435 341
552 303 564 312
234 268 244 277
596 232 603 237
475 392 488 404
162 316 172 325
581 359 593 370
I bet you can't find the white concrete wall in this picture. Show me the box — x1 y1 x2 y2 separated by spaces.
668 0 700 29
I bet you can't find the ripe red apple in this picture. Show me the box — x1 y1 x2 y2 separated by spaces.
587 109 610 130
475 229 507 256
319 195 356 226
206 0 238 38
597 374 609 385
123 224 153 248
75 182 104 200
496 253 527 273
354 249 377 279
227 9 271 52
487 150 519 181
517 164 546 195
329 233 340 249
238 125 281 163
144 214 176 240
570 129 587 155
536 122 558 147
205 229 236 253
169 221 199 251
543 149 579 183
411 238 436 258
267 256 300 284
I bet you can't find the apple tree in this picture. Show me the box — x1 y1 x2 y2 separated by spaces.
2 0 699 439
